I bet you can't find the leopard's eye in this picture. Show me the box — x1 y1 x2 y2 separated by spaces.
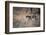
32 16 36 18
26 16 31 19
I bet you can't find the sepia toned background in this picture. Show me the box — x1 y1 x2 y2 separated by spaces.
13 7 40 28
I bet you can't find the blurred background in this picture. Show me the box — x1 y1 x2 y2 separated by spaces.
13 7 40 28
